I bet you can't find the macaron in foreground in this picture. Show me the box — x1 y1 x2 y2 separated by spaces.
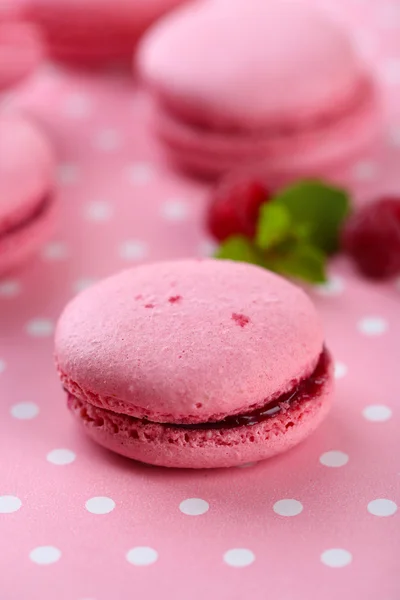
0 116 55 276
55 260 334 468
138 0 381 184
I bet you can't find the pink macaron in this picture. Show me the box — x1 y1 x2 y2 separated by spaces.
18 0 188 66
0 18 43 90
137 0 381 184
0 115 55 275
55 259 333 469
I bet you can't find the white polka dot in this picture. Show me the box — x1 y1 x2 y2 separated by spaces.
126 547 158 566
46 449 76 465
321 548 352 568
334 362 348 379
320 451 349 467
57 163 80 186
10 402 39 420
352 160 379 181
85 496 116 515
30 546 61 565
84 201 113 222
26 318 54 337
119 240 148 261
199 239 218 257
0 495 22 513
0 359 5 373
179 498 209 516
73 278 97 294
93 128 122 152
62 93 92 118
273 499 303 517
161 200 189 221
381 59 400 85
363 405 392 422
368 498 398 517
126 162 155 185
358 317 388 336
315 275 344 296
42 241 69 261
223 549 255 567
0 280 21 297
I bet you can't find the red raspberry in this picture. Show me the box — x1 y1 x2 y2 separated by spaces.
207 175 270 242
342 198 400 279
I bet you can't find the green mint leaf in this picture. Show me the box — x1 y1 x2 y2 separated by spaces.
255 202 292 250
215 235 265 266
272 180 350 254
265 242 327 284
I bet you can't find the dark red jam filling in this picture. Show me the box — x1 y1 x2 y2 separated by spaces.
0 195 52 239
172 347 330 430
66 347 330 431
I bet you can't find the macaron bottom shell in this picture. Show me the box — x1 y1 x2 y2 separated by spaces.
153 82 381 188
66 354 333 469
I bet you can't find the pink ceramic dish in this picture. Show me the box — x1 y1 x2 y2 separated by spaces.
0 116 55 275
18 0 188 65
0 20 43 90
137 0 381 182
55 259 334 469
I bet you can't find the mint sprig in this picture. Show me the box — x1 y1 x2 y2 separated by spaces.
274 180 350 254
215 179 351 284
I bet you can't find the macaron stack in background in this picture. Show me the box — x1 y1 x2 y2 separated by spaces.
55 259 333 469
0 5 55 276
0 115 55 276
16 0 189 66
137 0 381 187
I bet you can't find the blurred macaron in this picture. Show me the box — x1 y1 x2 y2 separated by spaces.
137 0 382 186
17 0 189 66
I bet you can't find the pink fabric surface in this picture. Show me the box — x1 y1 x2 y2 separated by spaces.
0 0 400 598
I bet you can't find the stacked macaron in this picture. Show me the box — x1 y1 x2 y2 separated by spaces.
55 259 334 469
0 116 55 275
0 8 55 275
137 0 381 183
17 0 189 65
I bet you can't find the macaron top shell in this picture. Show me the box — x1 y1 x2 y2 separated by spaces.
0 116 55 232
138 0 365 130
56 260 324 424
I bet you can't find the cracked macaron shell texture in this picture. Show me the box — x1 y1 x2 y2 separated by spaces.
56 259 324 424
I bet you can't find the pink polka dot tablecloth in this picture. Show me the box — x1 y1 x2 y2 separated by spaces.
1 1 400 598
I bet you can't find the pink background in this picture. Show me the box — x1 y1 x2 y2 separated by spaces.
1 0 400 598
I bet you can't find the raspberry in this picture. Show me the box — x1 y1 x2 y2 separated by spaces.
342 198 400 279
207 175 269 242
